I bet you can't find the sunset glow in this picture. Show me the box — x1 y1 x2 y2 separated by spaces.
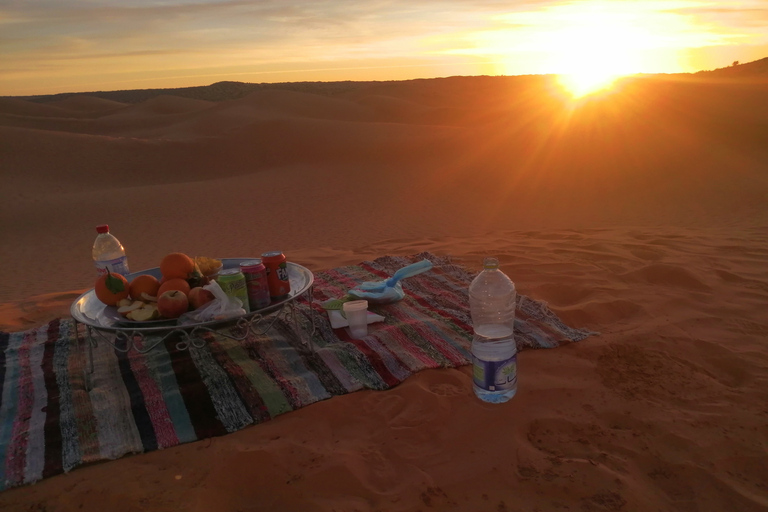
0 1 767 96
532 2 667 97
487 1 745 97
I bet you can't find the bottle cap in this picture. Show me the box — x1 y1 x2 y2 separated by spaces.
96 224 109 234
483 257 500 269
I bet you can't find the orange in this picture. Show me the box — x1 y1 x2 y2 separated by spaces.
129 274 161 300
160 252 195 279
157 278 191 297
94 272 130 306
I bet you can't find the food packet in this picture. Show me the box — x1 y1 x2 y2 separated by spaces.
178 280 246 325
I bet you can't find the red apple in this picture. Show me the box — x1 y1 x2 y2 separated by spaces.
157 290 189 319
188 287 215 310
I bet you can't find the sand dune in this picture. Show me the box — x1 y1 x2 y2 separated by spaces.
0 97 76 118
49 95 128 113
1 73 767 511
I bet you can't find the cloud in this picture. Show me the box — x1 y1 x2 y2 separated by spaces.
2 0 505 71
671 1 768 36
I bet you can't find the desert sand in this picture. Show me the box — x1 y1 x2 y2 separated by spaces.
1 72 767 511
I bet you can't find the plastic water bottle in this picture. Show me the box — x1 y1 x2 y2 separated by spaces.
92 224 130 276
469 257 518 403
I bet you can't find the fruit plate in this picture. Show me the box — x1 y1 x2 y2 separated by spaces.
70 259 314 333
102 307 178 328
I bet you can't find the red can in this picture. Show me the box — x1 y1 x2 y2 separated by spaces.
240 259 271 311
261 251 291 299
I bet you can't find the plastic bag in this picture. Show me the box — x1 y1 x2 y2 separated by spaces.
177 280 246 325
348 259 432 305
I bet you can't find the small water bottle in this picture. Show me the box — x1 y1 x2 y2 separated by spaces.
469 257 518 403
92 224 130 276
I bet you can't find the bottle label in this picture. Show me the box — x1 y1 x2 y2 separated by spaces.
95 256 130 276
473 354 517 392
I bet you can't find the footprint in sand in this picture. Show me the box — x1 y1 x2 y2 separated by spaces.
428 383 466 397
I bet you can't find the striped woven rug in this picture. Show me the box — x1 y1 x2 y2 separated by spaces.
0 252 596 491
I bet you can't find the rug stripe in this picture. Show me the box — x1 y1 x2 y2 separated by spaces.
358 261 391 278
410 292 473 343
187 342 253 433
358 335 413 382
342 336 401 389
41 319 65 479
0 331 31 485
388 305 467 367
6 330 34 486
327 335 389 390
314 346 363 393
23 326 50 484
408 283 473 334
267 322 335 406
243 337 304 410
124 348 180 449
288 342 349 398
142 343 197 445
165 337 228 440
116 348 158 452
318 269 369 296
53 320 84 473
410 305 472 363
341 318 416 377
258 342 324 407
66 323 100 465
0 331 8 438
207 338 272 423
0 332 25 488
296 307 365 392
375 320 437 370
88 336 143 461
254 324 322 406
515 314 559 349
219 338 293 418
318 342 381 391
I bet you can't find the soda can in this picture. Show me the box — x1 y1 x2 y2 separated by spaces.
216 268 250 312
261 251 291 299
240 259 271 311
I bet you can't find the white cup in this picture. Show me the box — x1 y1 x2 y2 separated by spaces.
343 300 369 338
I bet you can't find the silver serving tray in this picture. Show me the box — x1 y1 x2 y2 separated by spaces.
70 259 314 333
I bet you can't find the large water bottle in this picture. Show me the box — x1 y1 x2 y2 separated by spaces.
92 224 130 276
469 257 518 403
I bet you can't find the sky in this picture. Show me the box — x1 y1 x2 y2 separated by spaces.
1 0 767 97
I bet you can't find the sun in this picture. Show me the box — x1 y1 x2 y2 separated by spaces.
550 28 644 98
546 9 653 98
495 2 668 98
556 68 624 99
